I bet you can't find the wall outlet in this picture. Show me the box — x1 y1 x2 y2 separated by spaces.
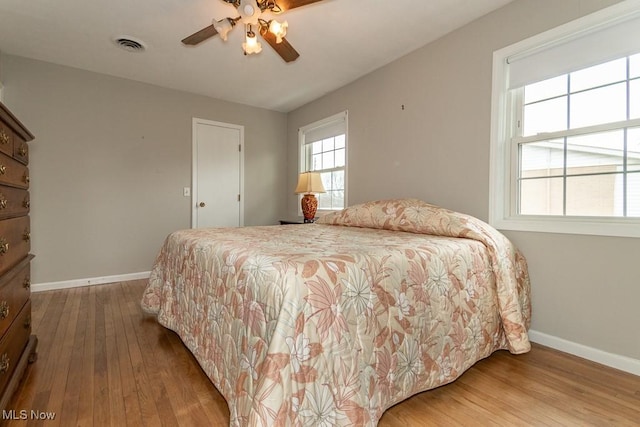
183 187 191 197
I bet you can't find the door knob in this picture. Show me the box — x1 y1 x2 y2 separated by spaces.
199 202 206 207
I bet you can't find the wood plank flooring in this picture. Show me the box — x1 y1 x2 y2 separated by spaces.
3 279 639 426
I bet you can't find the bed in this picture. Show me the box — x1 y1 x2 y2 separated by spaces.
141 198 531 426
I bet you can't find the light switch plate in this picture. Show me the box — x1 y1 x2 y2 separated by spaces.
183 187 191 197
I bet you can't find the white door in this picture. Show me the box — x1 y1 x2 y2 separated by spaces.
192 118 244 228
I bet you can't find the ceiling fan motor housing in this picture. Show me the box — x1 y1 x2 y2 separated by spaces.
239 0 261 25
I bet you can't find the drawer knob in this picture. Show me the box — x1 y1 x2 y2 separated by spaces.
23 172 30 184
23 197 30 209
23 230 31 242
24 276 31 290
0 194 6 210
0 301 8 320
0 238 8 255
0 165 5 175
0 129 8 145
0 354 9 374
18 144 28 157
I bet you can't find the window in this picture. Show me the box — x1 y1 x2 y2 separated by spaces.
490 2 640 237
299 111 347 211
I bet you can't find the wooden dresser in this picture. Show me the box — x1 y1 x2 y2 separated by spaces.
0 101 37 410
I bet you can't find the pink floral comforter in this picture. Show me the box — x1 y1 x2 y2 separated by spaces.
141 199 531 426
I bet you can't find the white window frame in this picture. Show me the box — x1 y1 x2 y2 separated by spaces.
298 111 348 213
489 0 640 238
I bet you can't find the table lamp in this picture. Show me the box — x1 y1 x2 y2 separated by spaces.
294 172 326 222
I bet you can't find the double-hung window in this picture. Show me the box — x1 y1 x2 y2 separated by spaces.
490 1 640 237
298 111 347 211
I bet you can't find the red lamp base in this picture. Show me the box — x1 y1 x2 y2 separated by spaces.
301 193 318 222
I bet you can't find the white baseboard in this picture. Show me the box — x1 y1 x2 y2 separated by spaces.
32 271 150 293
529 329 640 377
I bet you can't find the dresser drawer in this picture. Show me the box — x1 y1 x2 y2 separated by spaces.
12 137 29 165
0 152 29 190
0 123 14 159
0 259 31 339
0 216 30 277
0 300 31 396
0 186 29 220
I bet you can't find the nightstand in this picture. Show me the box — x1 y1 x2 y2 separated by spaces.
279 218 316 225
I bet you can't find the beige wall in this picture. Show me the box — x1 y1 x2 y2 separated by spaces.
1 55 287 284
287 0 640 361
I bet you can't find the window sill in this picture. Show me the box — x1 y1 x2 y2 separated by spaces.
492 215 640 238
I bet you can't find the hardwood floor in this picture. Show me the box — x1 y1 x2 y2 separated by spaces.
3 279 639 426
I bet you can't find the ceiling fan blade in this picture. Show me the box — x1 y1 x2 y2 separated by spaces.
262 32 300 62
276 0 323 12
182 24 218 45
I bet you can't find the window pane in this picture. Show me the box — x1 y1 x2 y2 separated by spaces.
319 190 344 210
335 134 346 149
332 170 344 191
333 190 344 209
570 83 626 129
629 128 640 172
318 192 331 210
628 172 640 216
631 79 640 120
523 97 567 136
519 177 564 215
335 148 345 167
311 153 322 170
320 172 332 191
322 151 334 169
524 75 567 104
570 58 626 92
323 137 335 152
520 140 564 178
312 140 322 154
631 53 640 79
566 130 624 174
566 174 623 216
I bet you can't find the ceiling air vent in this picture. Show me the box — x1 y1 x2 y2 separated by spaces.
113 36 147 52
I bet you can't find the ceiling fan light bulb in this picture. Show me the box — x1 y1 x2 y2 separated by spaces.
269 20 288 43
243 32 262 54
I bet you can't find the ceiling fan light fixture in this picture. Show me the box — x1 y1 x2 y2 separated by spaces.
213 18 234 41
181 0 315 62
243 28 262 55
268 20 288 43
239 0 261 25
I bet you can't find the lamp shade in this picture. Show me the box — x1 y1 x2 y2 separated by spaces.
295 172 326 194
243 31 262 54
269 20 288 43
213 18 233 41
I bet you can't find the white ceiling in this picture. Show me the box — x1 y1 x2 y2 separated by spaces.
0 0 513 112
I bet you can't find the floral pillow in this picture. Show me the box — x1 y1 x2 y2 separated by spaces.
316 198 470 235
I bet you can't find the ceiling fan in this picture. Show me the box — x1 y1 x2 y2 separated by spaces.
182 0 323 62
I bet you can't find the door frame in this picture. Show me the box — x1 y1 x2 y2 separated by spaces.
191 117 245 228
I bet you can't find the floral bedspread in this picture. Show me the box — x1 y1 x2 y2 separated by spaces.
141 199 531 426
